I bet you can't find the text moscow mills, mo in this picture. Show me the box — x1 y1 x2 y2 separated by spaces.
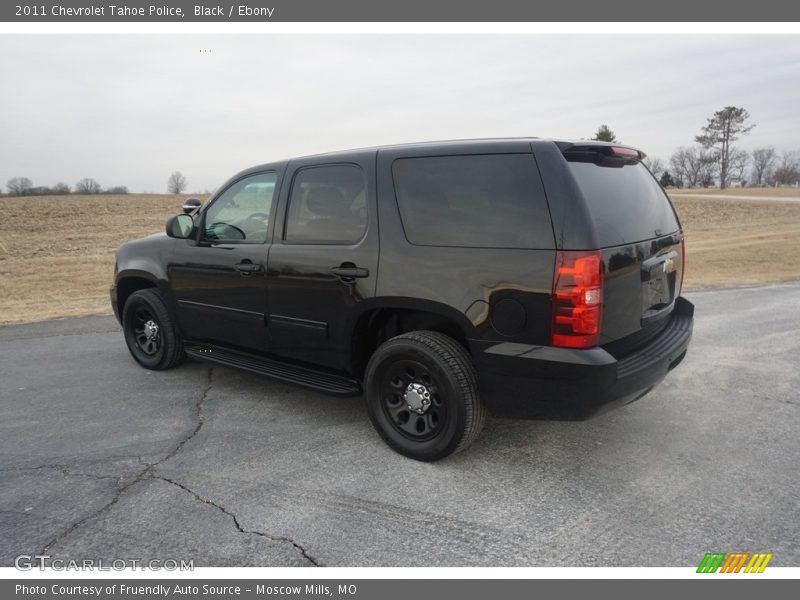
16 4 276 18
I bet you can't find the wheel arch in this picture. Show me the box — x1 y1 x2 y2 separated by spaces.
115 270 161 318
348 297 476 378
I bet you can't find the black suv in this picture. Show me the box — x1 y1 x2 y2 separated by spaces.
111 139 693 461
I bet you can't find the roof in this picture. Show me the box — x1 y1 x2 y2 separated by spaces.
291 137 642 161
233 137 644 181
290 136 540 161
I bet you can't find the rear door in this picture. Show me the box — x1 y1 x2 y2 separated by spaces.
563 153 684 350
265 152 379 371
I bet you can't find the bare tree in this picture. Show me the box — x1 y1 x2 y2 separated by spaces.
773 151 800 186
669 149 690 188
751 147 777 186
168 171 187 194
104 185 129 194
75 178 102 194
669 146 716 188
695 106 755 189
643 157 665 180
592 124 617 142
7 177 33 196
659 171 676 188
727 148 749 186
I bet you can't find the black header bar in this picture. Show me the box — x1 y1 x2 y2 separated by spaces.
3 0 799 22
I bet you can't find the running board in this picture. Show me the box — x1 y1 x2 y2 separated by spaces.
184 344 361 397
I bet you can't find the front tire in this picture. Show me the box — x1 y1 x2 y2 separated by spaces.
364 331 485 461
122 288 185 370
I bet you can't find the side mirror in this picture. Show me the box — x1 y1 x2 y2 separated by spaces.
182 197 202 214
166 214 194 239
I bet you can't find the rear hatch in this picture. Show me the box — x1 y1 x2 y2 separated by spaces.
563 145 684 356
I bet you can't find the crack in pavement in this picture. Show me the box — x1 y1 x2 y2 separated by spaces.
153 366 213 468
0 464 123 484
152 474 321 567
37 465 156 555
0 455 148 484
37 366 215 555
33 364 321 566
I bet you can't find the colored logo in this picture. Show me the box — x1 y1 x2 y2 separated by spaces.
697 552 773 573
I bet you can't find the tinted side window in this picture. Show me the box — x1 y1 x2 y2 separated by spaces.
392 154 554 249
567 161 680 246
203 172 276 243
285 164 367 243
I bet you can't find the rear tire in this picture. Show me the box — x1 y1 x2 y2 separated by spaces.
364 331 485 461
122 288 185 370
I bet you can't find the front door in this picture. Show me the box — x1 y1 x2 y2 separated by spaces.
266 154 378 371
168 170 280 353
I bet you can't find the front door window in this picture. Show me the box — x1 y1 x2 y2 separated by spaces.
202 172 277 244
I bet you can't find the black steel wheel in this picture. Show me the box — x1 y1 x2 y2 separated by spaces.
380 358 448 441
365 331 485 461
131 305 160 356
122 288 185 370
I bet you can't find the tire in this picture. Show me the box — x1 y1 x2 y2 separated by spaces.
364 331 485 461
122 288 185 370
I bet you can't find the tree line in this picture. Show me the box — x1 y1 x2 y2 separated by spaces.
593 107 800 189
1 171 188 197
4 110 799 196
2 177 128 197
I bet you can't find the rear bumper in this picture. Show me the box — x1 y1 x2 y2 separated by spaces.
473 296 694 420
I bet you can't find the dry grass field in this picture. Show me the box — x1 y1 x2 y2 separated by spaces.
0 194 205 325
668 186 800 199
669 191 800 290
1 189 799 325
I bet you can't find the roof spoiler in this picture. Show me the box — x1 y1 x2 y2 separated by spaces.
556 142 646 166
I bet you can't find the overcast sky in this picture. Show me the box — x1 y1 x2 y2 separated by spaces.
1 35 799 193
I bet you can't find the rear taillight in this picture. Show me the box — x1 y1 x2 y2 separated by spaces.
551 250 603 349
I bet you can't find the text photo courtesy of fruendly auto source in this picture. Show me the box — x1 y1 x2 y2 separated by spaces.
0 34 798 568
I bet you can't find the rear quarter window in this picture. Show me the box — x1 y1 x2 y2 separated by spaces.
391 154 554 249
567 161 680 247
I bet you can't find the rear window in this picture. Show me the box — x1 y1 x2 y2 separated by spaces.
567 161 679 247
392 154 554 249
285 164 367 243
